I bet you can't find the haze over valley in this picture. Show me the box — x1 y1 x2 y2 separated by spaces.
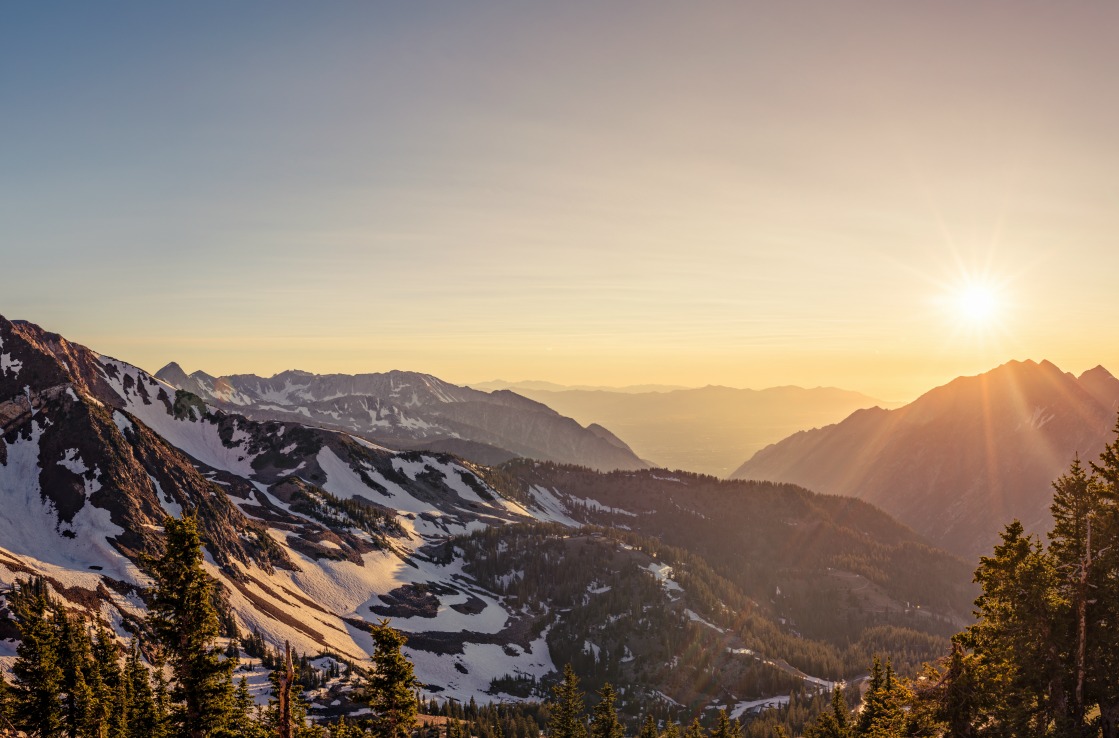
471 381 890 477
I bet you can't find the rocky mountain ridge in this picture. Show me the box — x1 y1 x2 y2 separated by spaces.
155 363 647 472
732 359 1119 560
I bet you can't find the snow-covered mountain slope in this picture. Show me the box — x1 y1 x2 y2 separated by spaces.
0 315 552 698
1 315 967 720
155 363 648 473
0 316 831 713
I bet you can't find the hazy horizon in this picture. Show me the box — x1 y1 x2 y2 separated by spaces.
5 2 1119 401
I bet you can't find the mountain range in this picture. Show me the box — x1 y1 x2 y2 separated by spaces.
477 382 887 477
732 359 1119 560
0 314 969 720
154 363 647 473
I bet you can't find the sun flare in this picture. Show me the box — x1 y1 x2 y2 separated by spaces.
936 271 1013 339
957 284 999 325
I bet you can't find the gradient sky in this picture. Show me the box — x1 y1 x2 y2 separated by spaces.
4 2 1119 401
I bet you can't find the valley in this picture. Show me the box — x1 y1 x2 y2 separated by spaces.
2 314 1117 737
0 315 967 727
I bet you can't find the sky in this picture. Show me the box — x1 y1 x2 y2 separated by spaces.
4 2 1119 401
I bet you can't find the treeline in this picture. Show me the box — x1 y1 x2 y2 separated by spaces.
790 420 1119 738
0 580 163 738
485 460 973 647
456 520 945 699
453 521 841 713
0 514 420 738
420 698 546 738
540 665 844 738
471 419 1119 738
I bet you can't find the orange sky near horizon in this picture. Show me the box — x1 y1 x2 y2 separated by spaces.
4 2 1119 402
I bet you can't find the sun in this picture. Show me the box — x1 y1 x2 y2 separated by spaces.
936 272 1011 338
956 284 999 325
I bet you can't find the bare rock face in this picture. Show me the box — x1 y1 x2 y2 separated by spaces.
732 359 1119 560
154 364 649 472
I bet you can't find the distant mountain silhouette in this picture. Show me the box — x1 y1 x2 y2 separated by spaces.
491 383 887 477
470 379 691 394
732 360 1119 560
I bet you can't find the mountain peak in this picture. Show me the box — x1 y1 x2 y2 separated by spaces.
1077 364 1119 410
155 361 190 383
1079 364 1116 381
733 357 1117 558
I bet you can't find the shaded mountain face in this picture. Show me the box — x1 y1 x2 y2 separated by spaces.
490 462 975 639
732 360 1119 561
1 315 970 719
155 363 648 473
485 383 886 477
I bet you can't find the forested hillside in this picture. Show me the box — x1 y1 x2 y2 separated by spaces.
481 464 974 647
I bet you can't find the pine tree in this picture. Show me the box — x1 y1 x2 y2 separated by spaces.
0 670 16 738
55 613 96 738
709 710 738 738
588 683 622 738
9 578 65 738
265 643 321 738
149 513 235 738
231 676 266 738
127 641 166 738
854 657 909 738
963 522 1066 736
1087 426 1119 738
86 624 119 738
273 643 297 738
363 620 419 738
638 715 658 738
910 642 980 738
683 718 704 738
1046 456 1106 731
546 665 587 738
804 687 848 738
110 675 132 738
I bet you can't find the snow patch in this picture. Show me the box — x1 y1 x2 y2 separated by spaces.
525 486 581 526
571 495 637 517
406 629 553 704
646 563 684 594
0 421 142 585
57 448 89 475
730 695 790 720
0 352 22 378
112 410 134 433
685 609 724 633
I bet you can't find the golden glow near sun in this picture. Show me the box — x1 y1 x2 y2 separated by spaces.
935 272 1012 341
956 284 999 326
